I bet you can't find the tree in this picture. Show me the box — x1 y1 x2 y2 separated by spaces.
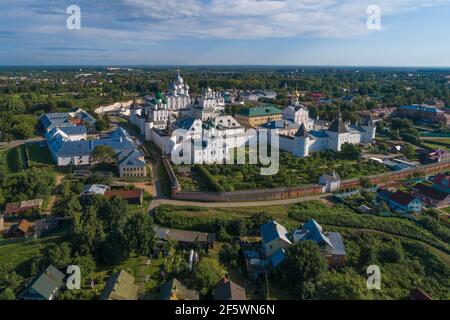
359 177 371 189
92 145 116 164
219 243 240 268
0 288 16 300
275 241 327 299
246 212 273 233
316 272 372 300
72 254 96 284
95 119 109 132
125 211 156 257
39 242 72 269
192 257 225 296
402 144 416 160
341 143 361 160
71 206 105 256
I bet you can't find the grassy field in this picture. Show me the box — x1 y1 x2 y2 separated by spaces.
26 143 55 167
0 145 28 173
421 137 450 151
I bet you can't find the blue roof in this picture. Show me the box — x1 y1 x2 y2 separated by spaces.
399 105 441 114
309 130 328 138
269 248 286 267
260 220 291 244
174 117 197 130
60 126 87 136
118 149 146 168
261 120 299 130
48 128 136 157
40 113 75 131
293 219 335 249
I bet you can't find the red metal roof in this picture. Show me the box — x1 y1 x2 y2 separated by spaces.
389 191 417 206
104 189 143 200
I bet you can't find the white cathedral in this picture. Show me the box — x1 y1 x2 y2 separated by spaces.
129 71 244 163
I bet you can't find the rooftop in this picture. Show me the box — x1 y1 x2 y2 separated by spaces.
237 105 282 118
214 278 246 300
260 220 292 245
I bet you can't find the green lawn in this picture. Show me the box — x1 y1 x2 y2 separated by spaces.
0 233 65 277
421 138 450 151
0 145 28 173
26 143 55 167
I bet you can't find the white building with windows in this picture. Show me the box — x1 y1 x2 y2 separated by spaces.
279 115 376 157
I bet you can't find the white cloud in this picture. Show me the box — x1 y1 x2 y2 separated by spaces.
4 0 450 42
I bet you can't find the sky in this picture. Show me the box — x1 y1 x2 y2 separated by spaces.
1 0 450 66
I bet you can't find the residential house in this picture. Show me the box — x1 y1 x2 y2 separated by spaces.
3 199 43 216
7 219 32 238
377 189 422 213
214 277 246 300
104 189 144 205
154 226 215 250
293 219 346 267
397 105 450 125
432 173 450 193
260 220 292 261
412 183 450 208
160 278 199 300
118 149 147 178
19 265 66 300
319 171 341 192
100 270 139 300
419 149 450 164
243 250 270 279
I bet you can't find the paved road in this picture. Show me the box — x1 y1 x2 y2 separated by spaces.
0 136 45 149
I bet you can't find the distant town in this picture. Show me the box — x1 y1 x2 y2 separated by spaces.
0 66 449 301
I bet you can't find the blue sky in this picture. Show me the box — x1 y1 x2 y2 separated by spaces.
1 0 450 66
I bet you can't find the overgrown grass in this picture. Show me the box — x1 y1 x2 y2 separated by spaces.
26 143 55 167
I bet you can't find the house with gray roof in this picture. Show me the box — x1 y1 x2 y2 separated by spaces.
260 220 292 260
118 149 147 178
293 219 346 267
40 109 96 133
19 265 66 300
100 270 139 300
40 113 75 132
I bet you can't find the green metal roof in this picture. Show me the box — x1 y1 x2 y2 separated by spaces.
237 105 282 117
19 265 65 300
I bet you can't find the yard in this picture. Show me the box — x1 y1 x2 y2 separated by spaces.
26 142 55 167
420 137 450 151
184 150 389 192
